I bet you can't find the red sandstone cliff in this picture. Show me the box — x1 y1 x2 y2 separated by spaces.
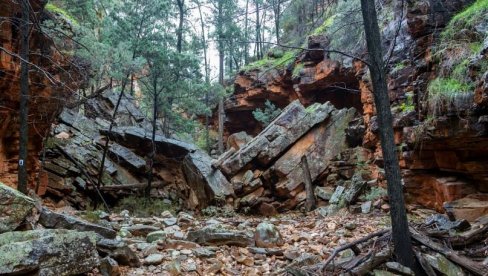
0 0 82 189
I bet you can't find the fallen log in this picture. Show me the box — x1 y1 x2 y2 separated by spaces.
409 226 487 275
448 216 488 247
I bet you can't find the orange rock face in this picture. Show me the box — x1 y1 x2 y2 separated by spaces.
0 0 80 189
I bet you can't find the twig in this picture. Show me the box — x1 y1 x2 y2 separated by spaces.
321 228 390 273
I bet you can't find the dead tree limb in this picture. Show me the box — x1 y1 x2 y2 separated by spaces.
321 229 391 272
409 227 487 275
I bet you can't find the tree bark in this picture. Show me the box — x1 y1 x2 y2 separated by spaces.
18 0 30 194
244 0 249 65
217 0 225 154
145 78 158 198
301 156 316 212
359 0 416 269
176 0 185 53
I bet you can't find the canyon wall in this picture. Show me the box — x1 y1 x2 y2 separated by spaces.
0 0 81 189
215 0 488 215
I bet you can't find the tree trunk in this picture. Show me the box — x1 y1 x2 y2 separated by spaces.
145 80 158 198
197 0 211 153
18 0 30 194
176 0 185 53
255 0 261 59
217 0 225 154
359 0 416 269
244 0 249 65
301 156 316 212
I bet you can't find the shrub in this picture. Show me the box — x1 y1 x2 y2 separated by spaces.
252 100 282 126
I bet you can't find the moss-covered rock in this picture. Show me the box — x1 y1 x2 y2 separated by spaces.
0 229 100 275
0 182 36 234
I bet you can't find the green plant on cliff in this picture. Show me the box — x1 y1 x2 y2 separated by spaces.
45 3 79 25
252 100 282 126
427 0 488 116
242 49 298 72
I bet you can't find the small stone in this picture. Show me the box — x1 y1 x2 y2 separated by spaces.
177 212 194 226
142 244 158 257
385 262 414 276
146 231 166 243
161 210 173 218
204 260 223 274
181 249 192 255
99 257 120 276
144 254 164 265
344 223 357 230
254 222 283 248
381 204 390 212
361 201 372 213
162 217 177 227
236 256 254 266
193 247 216 258
165 260 182 275
136 243 151 251
205 219 220 226
348 204 362 214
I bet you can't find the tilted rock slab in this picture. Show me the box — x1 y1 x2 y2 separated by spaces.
265 108 356 197
0 182 36 233
219 100 335 176
39 207 116 239
0 229 100 275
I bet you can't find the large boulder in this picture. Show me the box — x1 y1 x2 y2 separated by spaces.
0 229 100 275
265 107 356 197
0 182 36 233
187 224 254 247
182 150 234 209
39 207 116 239
219 101 335 176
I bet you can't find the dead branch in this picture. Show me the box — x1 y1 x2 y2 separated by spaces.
321 228 391 272
409 226 487 275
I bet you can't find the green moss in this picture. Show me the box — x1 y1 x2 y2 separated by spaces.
45 3 79 25
365 187 387 202
428 78 473 96
292 63 304 78
242 50 298 72
441 0 488 41
399 92 415 112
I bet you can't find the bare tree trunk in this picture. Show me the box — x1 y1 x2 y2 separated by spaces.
196 0 211 153
145 80 158 198
359 0 416 270
95 79 128 206
217 0 225 154
255 0 261 59
244 0 249 65
176 0 185 53
18 0 30 194
301 156 316 212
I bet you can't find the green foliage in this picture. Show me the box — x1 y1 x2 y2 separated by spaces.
441 0 488 41
242 50 298 72
365 187 387 201
45 3 79 25
252 100 282 126
427 0 488 116
400 92 415 112
427 78 473 116
292 63 304 78
113 196 177 217
312 15 337 35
